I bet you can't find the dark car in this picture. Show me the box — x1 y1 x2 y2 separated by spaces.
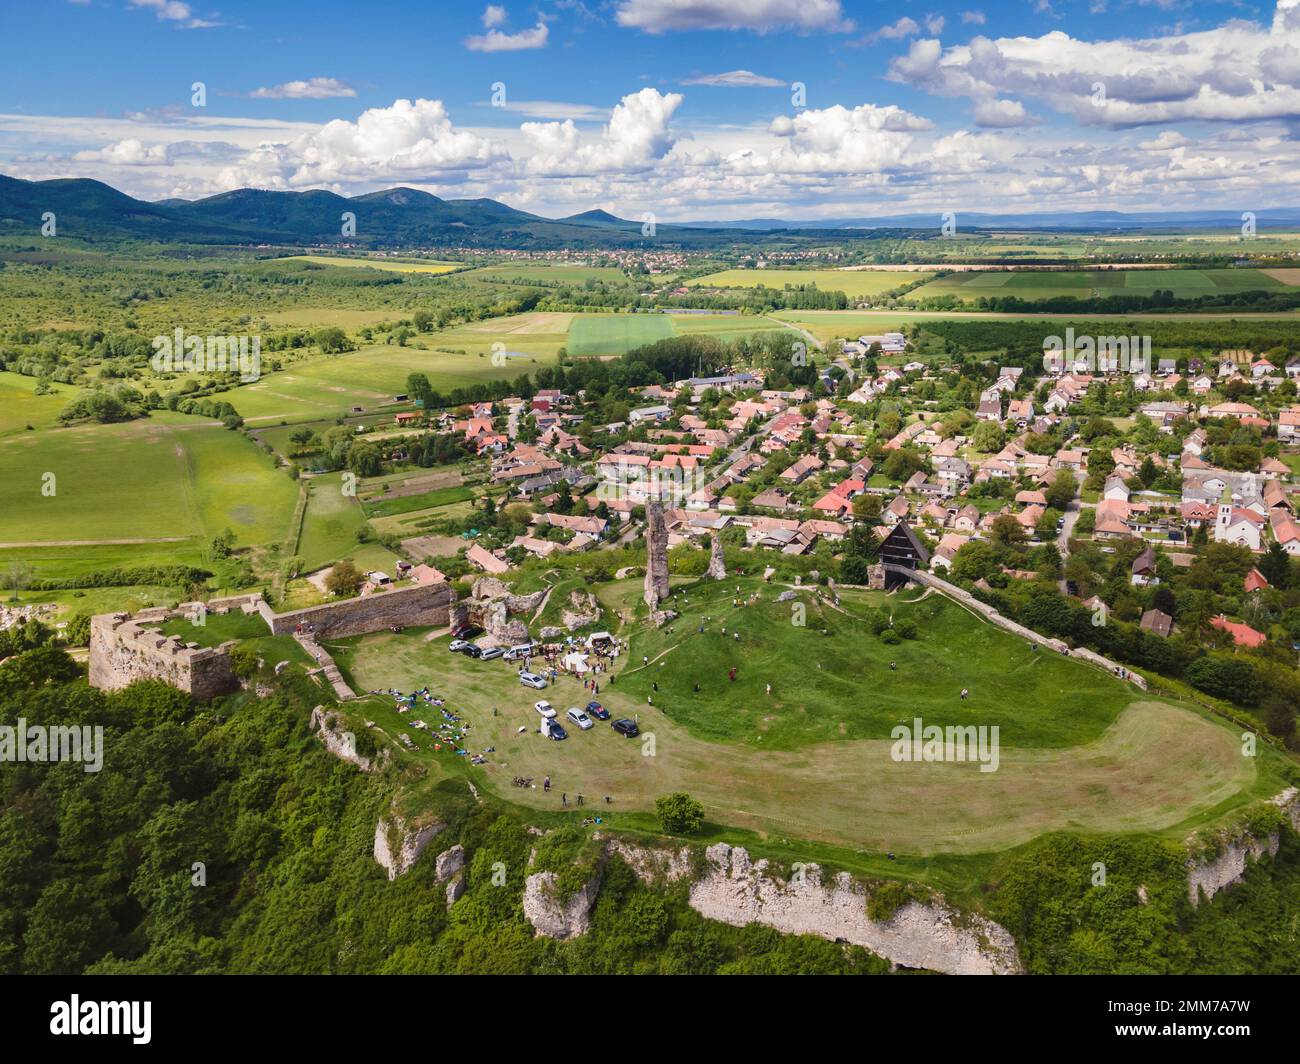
611 718 639 738
545 720 567 741
586 700 610 720
461 644 483 659
451 623 481 640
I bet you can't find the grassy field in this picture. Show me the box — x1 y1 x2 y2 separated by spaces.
157 609 312 666
464 263 630 285
0 371 77 437
773 308 1300 343
0 415 298 551
688 268 933 298
295 473 368 571
567 314 675 356
908 267 1292 303
328 576 1260 856
276 254 462 274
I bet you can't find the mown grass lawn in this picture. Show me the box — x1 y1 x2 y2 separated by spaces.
320 575 1258 858
616 577 1131 750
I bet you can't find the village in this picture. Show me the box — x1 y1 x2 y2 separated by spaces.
314 332 1300 662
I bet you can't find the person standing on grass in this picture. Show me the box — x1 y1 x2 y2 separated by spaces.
543 776 550 792
562 793 567 806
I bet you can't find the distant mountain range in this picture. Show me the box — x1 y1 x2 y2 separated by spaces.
1 172 1295 249
682 209 1300 231
0 174 732 249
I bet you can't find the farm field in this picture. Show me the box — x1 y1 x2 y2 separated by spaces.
773 308 1300 343
689 268 933 298
463 263 630 284
228 315 571 421
275 254 462 274
0 414 298 552
0 371 77 437
566 313 675 356
295 473 367 571
331 577 1261 856
907 267 1293 303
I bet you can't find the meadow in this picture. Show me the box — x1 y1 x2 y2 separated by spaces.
0 371 77 437
907 267 1294 303
462 263 631 285
276 254 462 274
329 576 1262 856
0 414 298 553
689 268 933 298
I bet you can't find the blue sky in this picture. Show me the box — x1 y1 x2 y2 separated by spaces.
1 0 1296 220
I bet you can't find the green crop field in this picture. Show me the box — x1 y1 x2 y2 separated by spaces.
228 314 574 421
566 313 675 356
275 254 463 274
689 268 935 298
295 473 368 571
326 576 1267 857
0 414 298 553
908 267 1291 303
464 263 630 285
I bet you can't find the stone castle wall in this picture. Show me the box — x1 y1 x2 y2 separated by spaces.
89 582 456 698
89 614 239 701
265 580 456 638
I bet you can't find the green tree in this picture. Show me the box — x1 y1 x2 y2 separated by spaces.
654 792 705 835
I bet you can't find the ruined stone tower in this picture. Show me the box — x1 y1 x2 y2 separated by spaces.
707 530 727 581
644 501 671 609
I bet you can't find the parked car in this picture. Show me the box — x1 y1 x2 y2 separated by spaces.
504 643 538 661
533 700 557 718
448 639 470 652
611 718 640 738
462 644 483 659
479 646 505 660
586 700 610 720
519 672 548 690
451 623 481 640
566 707 593 730
543 718 567 741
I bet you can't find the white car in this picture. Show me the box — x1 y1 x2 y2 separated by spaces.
519 671 548 690
566 707 593 730
533 700 557 718
448 639 471 652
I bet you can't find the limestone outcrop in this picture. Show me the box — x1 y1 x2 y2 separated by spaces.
309 706 377 772
688 844 1020 974
373 815 445 880
522 869 603 939
435 844 466 882
1186 788 1300 906
562 589 602 629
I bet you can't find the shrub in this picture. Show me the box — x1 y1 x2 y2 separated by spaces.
655 792 705 835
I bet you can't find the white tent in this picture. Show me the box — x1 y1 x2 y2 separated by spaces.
563 651 591 674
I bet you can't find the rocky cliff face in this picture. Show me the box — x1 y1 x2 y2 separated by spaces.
309 706 378 772
522 869 603 939
685 844 1021 975
373 815 445 880
1186 788 1300 906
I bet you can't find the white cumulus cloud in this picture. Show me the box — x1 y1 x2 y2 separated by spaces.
615 0 852 34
